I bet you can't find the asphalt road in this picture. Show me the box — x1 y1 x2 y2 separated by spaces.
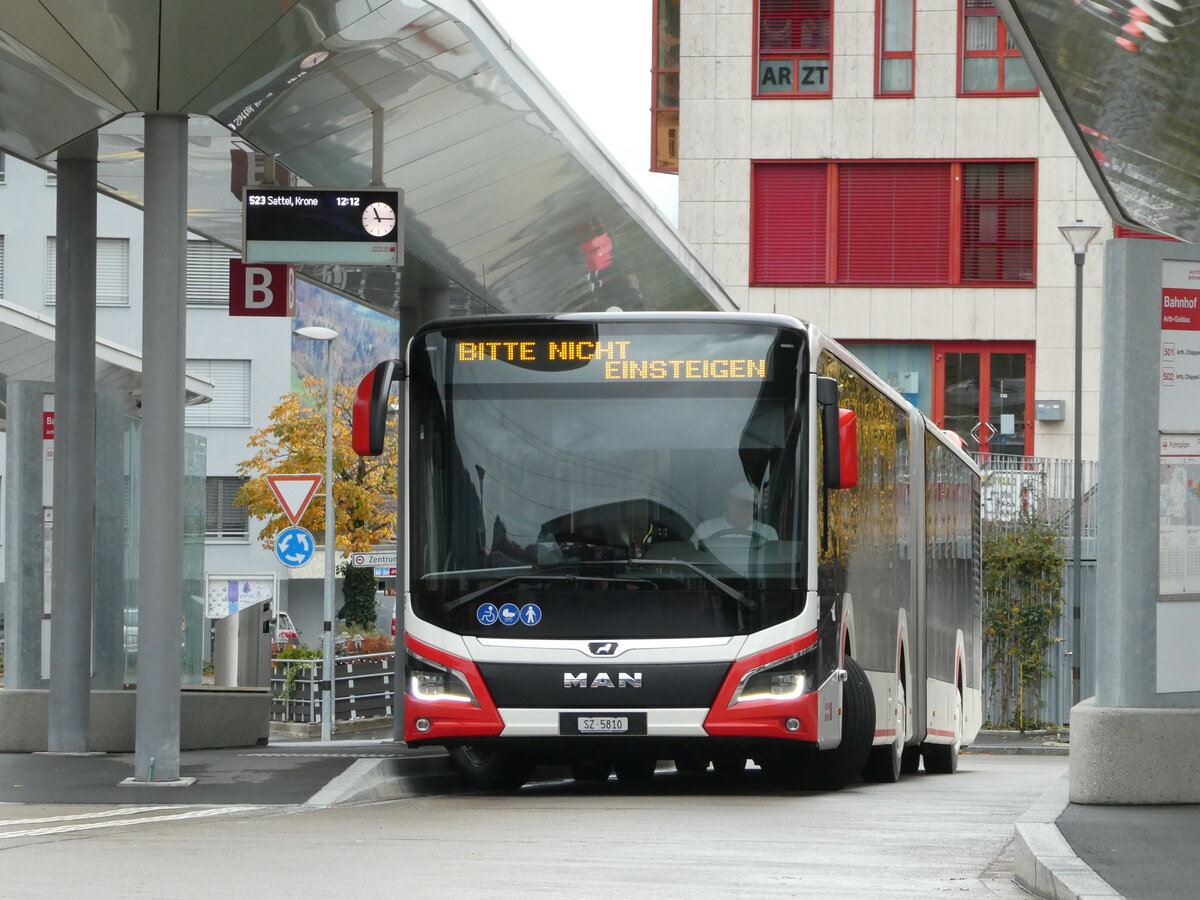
2 754 1066 899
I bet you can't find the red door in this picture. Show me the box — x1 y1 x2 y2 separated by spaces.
932 342 1034 458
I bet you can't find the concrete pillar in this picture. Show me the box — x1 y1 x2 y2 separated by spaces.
48 133 98 752
1070 238 1200 804
133 113 188 783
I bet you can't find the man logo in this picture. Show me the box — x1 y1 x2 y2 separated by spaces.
589 641 619 656
563 672 642 689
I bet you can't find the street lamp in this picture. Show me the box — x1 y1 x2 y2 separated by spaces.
294 324 338 741
1058 220 1100 707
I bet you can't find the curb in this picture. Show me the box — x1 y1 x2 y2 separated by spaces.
303 753 464 806
1013 774 1122 899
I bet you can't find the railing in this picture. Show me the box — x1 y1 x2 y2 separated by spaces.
270 651 395 725
973 452 1099 727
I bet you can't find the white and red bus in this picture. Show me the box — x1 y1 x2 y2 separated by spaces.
354 313 981 789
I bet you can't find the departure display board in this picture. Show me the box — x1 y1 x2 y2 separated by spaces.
242 186 403 265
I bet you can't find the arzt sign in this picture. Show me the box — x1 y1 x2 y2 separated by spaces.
229 260 295 317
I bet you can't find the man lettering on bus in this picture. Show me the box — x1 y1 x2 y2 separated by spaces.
691 480 777 570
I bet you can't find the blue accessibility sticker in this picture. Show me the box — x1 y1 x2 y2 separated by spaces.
519 603 542 626
498 603 520 626
477 603 499 626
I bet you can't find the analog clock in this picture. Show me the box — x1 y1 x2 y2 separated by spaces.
362 201 397 237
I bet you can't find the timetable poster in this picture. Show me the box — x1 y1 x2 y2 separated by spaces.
1161 259 1200 432
1158 435 1200 692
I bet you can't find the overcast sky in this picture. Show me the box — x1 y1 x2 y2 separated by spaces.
481 0 680 223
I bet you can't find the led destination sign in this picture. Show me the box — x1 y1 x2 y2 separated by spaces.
455 338 769 381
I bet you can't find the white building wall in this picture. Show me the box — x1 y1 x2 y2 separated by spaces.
0 155 295 611
678 0 1111 461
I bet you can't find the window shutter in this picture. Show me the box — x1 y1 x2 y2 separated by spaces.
837 162 952 283
45 237 130 305
187 240 238 304
186 359 252 426
96 239 129 304
206 476 248 538
961 162 1034 283
1113 224 1178 241
753 163 828 284
759 0 832 53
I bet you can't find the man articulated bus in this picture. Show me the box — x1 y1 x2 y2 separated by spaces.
353 313 981 790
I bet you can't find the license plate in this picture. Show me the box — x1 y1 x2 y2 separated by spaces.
578 716 628 734
559 712 647 735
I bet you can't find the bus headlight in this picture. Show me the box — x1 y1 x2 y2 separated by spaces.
407 651 479 705
729 647 815 706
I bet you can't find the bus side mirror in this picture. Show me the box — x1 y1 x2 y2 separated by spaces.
352 359 405 456
817 376 858 490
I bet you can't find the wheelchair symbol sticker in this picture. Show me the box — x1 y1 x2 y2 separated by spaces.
477 603 499 626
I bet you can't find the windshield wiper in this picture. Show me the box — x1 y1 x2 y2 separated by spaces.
622 558 756 611
443 559 754 613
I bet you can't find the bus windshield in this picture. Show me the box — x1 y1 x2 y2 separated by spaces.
408 319 809 638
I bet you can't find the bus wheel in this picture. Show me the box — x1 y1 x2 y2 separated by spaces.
613 756 657 785
863 679 904 783
808 656 875 790
449 746 533 791
712 754 747 780
571 757 613 783
924 690 962 775
674 755 709 776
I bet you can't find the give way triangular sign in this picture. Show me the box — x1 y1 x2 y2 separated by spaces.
267 474 323 525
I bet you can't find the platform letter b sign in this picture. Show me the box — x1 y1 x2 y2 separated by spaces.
230 260 295 317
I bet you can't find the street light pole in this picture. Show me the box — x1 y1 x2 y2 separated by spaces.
295 325 339 741
1059 220 1099 707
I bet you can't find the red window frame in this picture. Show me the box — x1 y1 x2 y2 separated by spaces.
651 0 680 173
755 0 833 99
751 160 1037 287
932 341 1036 457
957 0 1038 97
875 0 915 98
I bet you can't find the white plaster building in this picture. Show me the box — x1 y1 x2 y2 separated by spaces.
657 0 1161 461
0 152 296 653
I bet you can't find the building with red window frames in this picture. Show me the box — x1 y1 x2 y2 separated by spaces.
653 0 1166 461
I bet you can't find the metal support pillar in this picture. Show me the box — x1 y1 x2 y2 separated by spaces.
133 114 188 782
48 133 98 752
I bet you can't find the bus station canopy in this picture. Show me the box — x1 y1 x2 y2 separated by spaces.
999 0 1200 243
0 1 734 317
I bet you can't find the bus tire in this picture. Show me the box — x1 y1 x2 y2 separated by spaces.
712 754 747 779
924 689 962 775
571 757 613 783
613 756 657 785
449 746 533 791
862 679 904 783
808 656 875 790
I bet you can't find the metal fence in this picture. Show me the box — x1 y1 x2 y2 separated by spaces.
271 651 395 726
974 453 1098 727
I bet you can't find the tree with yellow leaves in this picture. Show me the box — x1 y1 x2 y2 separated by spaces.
236 376 399 555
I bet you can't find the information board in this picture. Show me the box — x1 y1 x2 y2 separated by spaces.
243 186 402 265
